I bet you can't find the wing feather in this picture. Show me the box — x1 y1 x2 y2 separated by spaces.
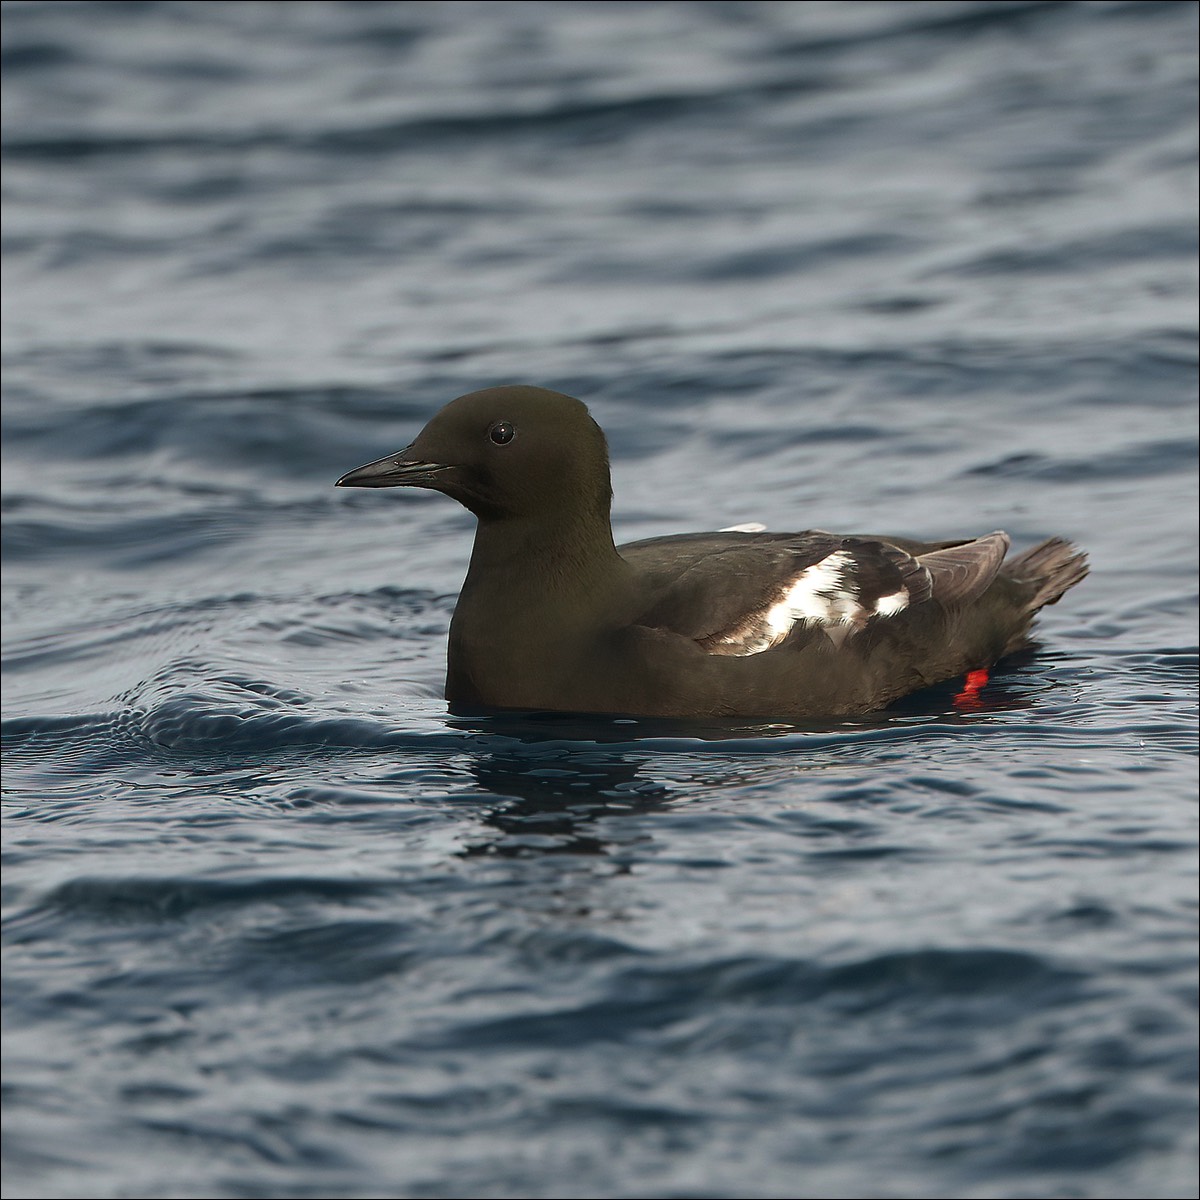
624 531 958 655
917 531 1011 606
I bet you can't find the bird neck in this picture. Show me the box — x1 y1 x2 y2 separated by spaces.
460 509 633 619
445 509 637 709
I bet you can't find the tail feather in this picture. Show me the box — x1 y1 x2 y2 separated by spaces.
1006 537 1089 611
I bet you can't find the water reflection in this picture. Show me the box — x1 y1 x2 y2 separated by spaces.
445 661 1046 858
456 735 670 859
446 707 817 743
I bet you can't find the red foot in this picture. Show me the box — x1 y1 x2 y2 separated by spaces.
953 668 990 710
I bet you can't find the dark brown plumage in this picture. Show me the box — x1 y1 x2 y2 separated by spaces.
337 386 1088 718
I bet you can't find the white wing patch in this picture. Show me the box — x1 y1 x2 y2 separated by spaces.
709 551 913 656
777 551 856 628
873 589 909 618
719 522 768 533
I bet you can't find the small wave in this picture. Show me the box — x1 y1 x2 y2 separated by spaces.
0 87 748 164
966 439 1198 483
30 874 392 923
135 694 414 753
937 222 1199 278
433 948 1085 1051
0 703 450 760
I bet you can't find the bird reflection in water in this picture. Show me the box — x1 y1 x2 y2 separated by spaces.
448 713 672 859
444 660 1045 858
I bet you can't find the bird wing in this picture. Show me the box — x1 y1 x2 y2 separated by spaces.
621 530 987 655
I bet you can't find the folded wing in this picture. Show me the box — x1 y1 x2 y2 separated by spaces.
623 529 1012 656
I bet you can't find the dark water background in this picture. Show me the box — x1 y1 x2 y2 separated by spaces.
2 2 1197 1197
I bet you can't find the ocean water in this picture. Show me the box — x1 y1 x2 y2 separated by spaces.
2 2 1197 1197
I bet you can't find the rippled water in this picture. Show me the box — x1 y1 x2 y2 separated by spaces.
3 2 1198 1198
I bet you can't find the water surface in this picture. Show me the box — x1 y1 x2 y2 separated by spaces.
2 3 1197 1198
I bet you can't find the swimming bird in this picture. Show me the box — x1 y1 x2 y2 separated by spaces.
336 386 1087 719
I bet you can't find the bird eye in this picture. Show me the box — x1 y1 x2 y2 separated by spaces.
488 421 515 446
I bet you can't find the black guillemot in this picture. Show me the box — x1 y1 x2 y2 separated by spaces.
337 386 1088 719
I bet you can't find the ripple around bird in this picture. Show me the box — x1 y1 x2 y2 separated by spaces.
2 2 1197 1198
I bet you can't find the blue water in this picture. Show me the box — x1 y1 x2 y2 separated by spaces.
2 2 1197 1197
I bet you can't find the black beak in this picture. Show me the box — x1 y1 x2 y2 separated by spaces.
336 448 450 489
